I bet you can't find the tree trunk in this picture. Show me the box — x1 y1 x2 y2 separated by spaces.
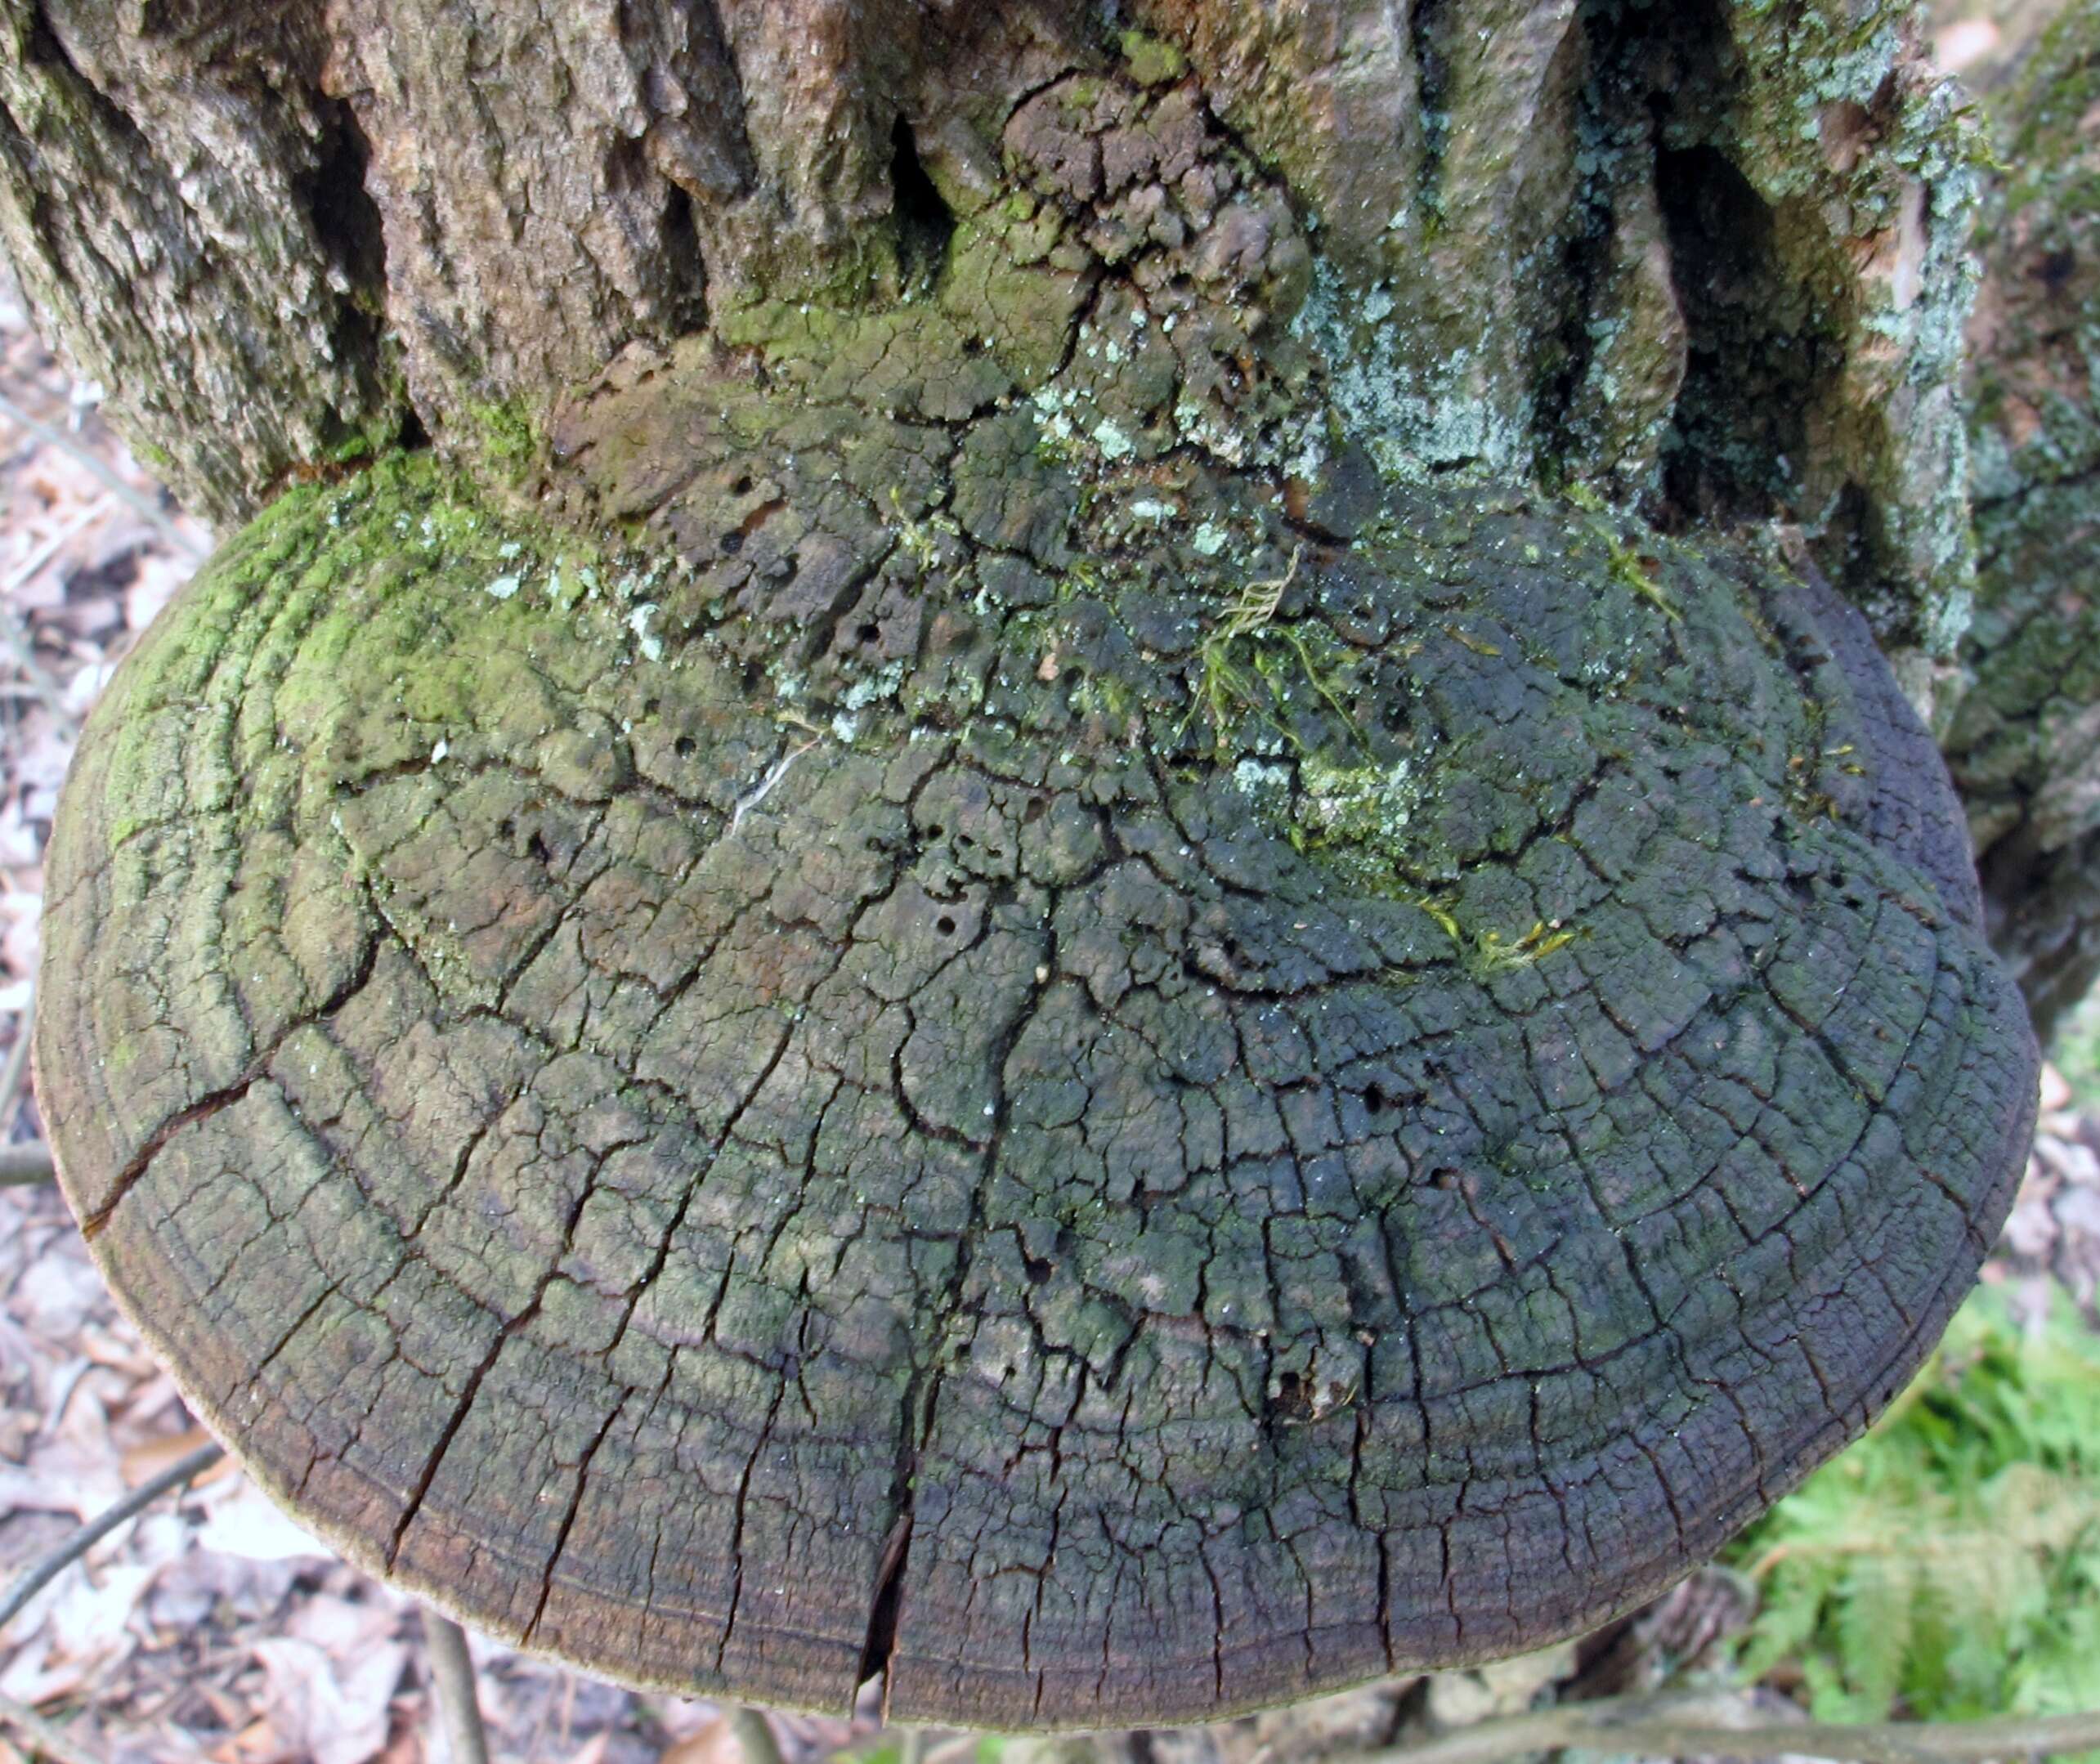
1941 0 2100 1044
2 2 1975 637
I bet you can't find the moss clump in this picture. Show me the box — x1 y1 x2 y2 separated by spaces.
1185 545 1361 753
465 401 546 487
1565 484 1681 620
1117 29 1187 87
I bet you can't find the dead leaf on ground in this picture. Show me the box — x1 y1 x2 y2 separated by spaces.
194 1478 334 1566
119 1423 229 1486
252 1633 408 1764
658 1717 741 1764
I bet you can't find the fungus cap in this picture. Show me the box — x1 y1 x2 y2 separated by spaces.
37 445 2035 1728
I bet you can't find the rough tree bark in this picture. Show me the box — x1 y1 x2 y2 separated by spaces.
0 2 1979 622
1941 0 2100 1041
0 0 2054 1730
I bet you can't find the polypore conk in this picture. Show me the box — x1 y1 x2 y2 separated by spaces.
38 433 2034 1726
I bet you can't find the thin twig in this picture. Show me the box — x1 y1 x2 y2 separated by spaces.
2 494 113 599
0 1143 54 1186
0 389 207 560
422 1610 491 1764
0 977 38 1145
0 497 109 738
0 1441 224 1633
0 1690 101 1764
728 1707 786 1764
1354 1688 2100 1764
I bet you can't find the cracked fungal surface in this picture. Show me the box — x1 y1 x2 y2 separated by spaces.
38 408 2035 1722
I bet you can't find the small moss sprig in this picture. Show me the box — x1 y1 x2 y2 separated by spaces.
1413 897 1580 978
1565 482 1681 620
1185 544 1362 753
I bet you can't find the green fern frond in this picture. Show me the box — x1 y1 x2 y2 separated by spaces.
1726 1285 2100 1745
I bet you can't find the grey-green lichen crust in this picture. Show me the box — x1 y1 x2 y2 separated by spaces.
38 430 2035 1724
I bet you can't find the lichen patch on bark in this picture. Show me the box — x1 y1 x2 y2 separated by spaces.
1944 1 2100 1041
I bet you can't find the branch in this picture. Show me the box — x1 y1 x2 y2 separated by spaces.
0 1690 101 1764
1353 1689 2100 1764
0 1441 224 1633
422 1610 490 1764
0 1144 55 1187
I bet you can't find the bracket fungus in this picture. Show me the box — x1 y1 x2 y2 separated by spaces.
33 56 2035 1737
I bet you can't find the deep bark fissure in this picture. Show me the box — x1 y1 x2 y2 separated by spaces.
1529 2 1627 476
298 96 388 321
1657 141 1827 528
1409 0 1455 213
888 114 955 293
660 180 707 334
857 1493 916 1703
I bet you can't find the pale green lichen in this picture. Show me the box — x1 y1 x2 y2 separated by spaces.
1290 260 1528 484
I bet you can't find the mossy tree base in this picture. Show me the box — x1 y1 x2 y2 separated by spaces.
2 0 1978 652
20 1 2045 1732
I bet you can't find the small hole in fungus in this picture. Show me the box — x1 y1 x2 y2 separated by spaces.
674 735 696 759
1024 1255 1054 1285
527 831 552 864
857 621 882 644
936 914 957 936
732 474 754 495
1365 1084 1387 1116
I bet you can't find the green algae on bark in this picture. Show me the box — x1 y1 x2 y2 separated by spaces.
38 413 2035 1723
